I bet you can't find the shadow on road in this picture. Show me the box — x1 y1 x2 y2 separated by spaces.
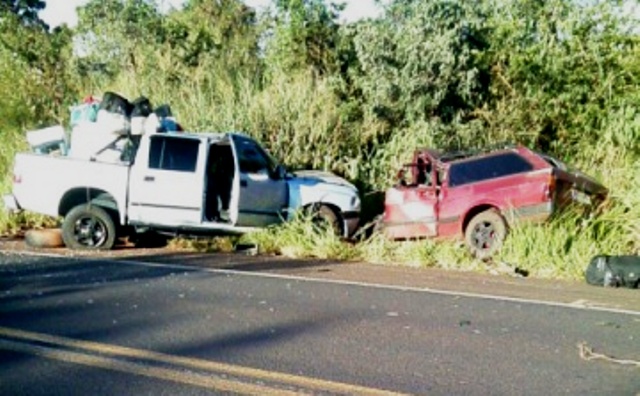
0 253 355 390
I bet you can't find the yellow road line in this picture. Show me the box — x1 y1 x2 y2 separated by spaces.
0 327 408 396
0 339 295 396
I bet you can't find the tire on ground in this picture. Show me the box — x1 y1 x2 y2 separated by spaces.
61 204 117 250
309 204 343 237
464 209 507 260
24 229 64 249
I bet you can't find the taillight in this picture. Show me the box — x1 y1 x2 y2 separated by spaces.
545 172 556 200
13 173 21 184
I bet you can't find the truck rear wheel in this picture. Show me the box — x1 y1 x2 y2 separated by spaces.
62 204 117 250
464 209 507 260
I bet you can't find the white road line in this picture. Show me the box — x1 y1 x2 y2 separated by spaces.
2 249 639 317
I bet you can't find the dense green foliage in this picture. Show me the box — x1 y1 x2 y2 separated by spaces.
0 0 638 279
0 0 46 26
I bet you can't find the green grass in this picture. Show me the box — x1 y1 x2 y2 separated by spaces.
242 212 359 261
0 211 59 238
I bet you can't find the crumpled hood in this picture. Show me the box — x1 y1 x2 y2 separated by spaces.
285 170 361 216
290 170 357 191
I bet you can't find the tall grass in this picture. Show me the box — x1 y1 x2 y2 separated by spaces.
242 212 358 261
0 47 63 236
493 146 639 280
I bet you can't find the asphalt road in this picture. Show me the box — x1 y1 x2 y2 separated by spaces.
0 250 639 395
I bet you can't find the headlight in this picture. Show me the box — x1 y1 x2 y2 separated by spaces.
350 195 361 210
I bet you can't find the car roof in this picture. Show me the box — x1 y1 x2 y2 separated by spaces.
417 143 525 165
158 131 252 142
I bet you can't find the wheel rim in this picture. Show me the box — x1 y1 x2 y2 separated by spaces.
471 221 497 251
72 215 108 247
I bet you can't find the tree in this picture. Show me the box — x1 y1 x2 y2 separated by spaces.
483 0 640 153
347 0 491 129
75 0 164 75
266 0 345 76
0 0 46 27
0 5 76 125
165 0 260 72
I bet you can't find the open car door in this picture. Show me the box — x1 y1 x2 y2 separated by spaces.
229 135 288 227
383 156 439 239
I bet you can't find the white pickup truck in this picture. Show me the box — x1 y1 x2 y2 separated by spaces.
4 131 360 250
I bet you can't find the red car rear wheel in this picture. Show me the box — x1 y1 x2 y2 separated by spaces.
464 209 507 260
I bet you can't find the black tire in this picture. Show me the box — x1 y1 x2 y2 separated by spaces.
464 209 507 260
309 204 343 237
25 229 64 249
61 205 117 250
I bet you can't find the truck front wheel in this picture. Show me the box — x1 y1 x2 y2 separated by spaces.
62 205 117 250
308 204 343 237
464 209 507 260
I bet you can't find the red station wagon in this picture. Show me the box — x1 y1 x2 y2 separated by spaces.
381 145 608 258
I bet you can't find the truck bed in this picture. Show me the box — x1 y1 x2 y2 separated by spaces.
10 153 130 219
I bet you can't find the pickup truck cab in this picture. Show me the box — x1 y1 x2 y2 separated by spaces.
5 131 360 250
382 145 607 258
